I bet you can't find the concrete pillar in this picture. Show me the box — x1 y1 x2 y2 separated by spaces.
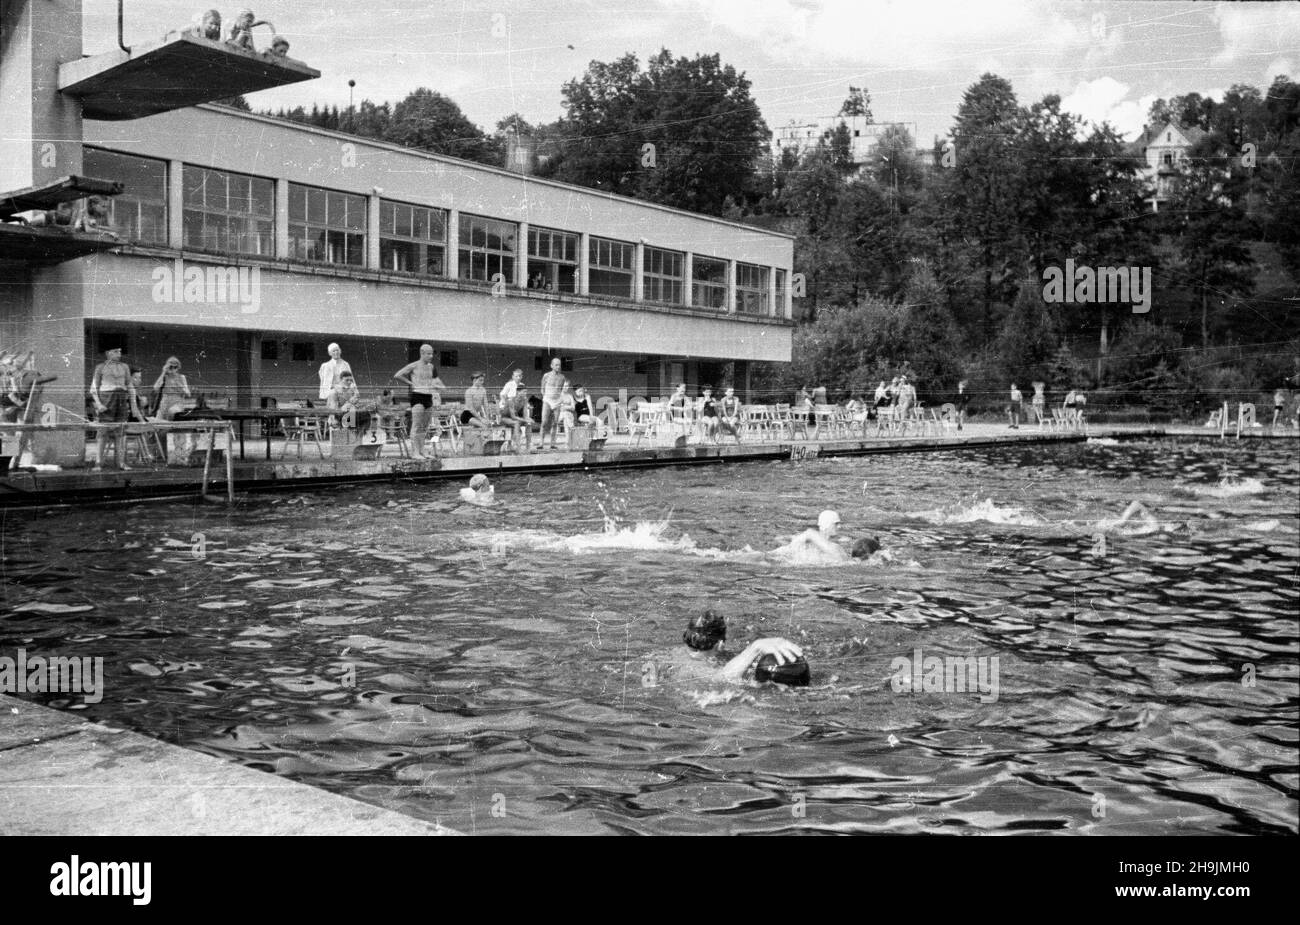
168 159 184 248
578 232 590 296
768 265 778 318
275 178 290 259
683 252 693 308
0 0 84 192
516 220 530 289
367 192 381 269
0 1 88 464
446 210 459 279
726 259 737 313
633 241 645 302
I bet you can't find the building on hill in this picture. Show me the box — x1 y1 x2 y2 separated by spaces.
1127 121 1207 212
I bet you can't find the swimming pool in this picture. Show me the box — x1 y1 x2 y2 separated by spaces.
2 438 1296 834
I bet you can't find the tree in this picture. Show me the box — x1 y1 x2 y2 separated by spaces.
871 124 922 197
1167 137 1256 348
551 49 769 215
382 88 501 165
838 86 872 120
824 121 855 173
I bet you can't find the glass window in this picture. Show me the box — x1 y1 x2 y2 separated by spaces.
736 262 769 315
83 147 168 245
775 268 788 318
588 235 635 299
457 214 516 285
526 225 578 294
643 246 684 305
182 165 274 256
692 255 728 310
288 183 367 266
378 199 447 277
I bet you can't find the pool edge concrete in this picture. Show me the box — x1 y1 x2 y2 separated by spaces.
0 693 460 836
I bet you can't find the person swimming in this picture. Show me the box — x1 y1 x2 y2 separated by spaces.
680 610 809 686
1098 500 1184 535
458 473 495 505
771 510 852 564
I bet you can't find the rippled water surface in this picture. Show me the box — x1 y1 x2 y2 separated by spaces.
2 438 1297 834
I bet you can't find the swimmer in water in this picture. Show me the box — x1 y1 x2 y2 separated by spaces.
457 473 495 505
772 510 851 563
678 610 809 686
1099 500 1183 535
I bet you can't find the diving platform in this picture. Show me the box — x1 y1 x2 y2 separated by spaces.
59 31 319 121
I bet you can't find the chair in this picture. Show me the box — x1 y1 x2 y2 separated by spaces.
376 408 410 457
875 405 900 437
628 401 666 446
428 407 462 455
811 404 841 440
280 413 326 459
124 422 166 465
775 403 808 440
741 404 771 441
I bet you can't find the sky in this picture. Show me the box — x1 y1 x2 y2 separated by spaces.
83 0 1300 145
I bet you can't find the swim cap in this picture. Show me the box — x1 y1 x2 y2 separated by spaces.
469 474 489 491
683 609 727 650
818 510 841 532
754 654 811 687
851 537 881 558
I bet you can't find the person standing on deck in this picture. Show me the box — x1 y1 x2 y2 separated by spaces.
89 346 145 471
318 343 352 402
539 357 566 451
393 344 444 459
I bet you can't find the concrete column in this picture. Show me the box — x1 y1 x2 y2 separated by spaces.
168 159 184 248
28 262 90 464
784 269 793 319
275 178 290 258
578 232 590 295
768 265 778 318
516 220 530 289
726 259 737 313
683 252 693 308
446 210 459 279
367 192 381 269
0 0 84 191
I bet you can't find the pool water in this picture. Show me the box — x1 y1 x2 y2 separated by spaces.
2 438 1296 835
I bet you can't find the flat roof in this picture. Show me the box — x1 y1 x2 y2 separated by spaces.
186 104 794 242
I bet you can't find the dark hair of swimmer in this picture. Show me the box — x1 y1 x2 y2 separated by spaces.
683 609 727 650
851 537 881 558
754 653 811 687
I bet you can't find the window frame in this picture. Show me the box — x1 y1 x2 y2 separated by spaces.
457 213 517 286
378 198 448 277
692 254 729 311
587 235 636 300
642 245 684 306
182 164 275 257
287 182 368 267
735 262 769 315
83 146 169 246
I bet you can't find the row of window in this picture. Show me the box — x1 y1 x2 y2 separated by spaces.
84 147 788 314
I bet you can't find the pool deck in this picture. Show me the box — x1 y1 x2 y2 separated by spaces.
6 421 1289 509
0 693 457 835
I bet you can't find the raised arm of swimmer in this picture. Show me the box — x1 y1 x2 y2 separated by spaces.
718 637 804 683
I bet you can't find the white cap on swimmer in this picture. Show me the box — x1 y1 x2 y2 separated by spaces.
469 474 490 491
818 510 841 532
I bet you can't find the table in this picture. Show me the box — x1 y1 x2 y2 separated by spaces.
176 407 338 461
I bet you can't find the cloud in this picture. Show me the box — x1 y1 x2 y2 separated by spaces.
1061 76 1155 138
1213 3 1300 68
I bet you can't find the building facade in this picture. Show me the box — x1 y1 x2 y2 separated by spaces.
1127 121 1207 211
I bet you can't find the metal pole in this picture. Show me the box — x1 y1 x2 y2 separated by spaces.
117 0 130 53
225 424 235 504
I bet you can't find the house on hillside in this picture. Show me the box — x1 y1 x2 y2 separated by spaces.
1127 121 1207 212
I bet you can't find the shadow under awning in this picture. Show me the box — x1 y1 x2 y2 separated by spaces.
60 32 319 121
0 222 122 264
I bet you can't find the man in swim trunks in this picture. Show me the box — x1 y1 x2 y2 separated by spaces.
89 346 145 470
539 357 566 451
955 379 971 430
393 344 445 459
718 386 743 444
460 371 492 428
1008 382 1023 429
